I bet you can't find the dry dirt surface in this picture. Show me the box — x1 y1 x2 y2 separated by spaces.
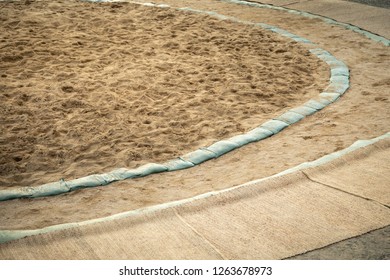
0 0 327 188
0 0 389 260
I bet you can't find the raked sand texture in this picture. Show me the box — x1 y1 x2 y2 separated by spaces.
0 0 388 232
0 138 389 259
0 0 328 189
0 0 389 260
0 2 351 200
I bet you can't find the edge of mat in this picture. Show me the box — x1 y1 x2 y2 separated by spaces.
0 131 388 244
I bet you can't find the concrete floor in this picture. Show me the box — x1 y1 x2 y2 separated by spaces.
345 0 390 9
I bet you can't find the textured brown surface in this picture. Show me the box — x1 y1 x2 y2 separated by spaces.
0 0 389 232
305 139 390 206
0 0 327 188
252 0 390 37
0 0 389 260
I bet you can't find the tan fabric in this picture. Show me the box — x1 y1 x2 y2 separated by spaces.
175 172 390 259
1 140 389 259
305 139 390 206
0 210 223 260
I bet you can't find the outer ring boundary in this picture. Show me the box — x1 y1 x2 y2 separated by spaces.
0 132 388 244
0 0 351 201
221 0 390 46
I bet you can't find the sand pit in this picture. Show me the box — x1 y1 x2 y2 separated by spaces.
0 0 328 188
0 0 389 261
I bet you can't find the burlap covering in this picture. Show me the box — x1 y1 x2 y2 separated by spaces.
305 139 390 206
0 139 389 259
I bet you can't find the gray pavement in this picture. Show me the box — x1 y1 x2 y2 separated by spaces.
289 225 390 260
345 0 390 9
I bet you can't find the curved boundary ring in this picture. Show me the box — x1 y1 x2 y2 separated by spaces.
221 0 390 46
0 0 351 201
0 132 388 244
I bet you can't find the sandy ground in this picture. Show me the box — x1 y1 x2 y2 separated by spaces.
0 0 327 188
0 0 389 259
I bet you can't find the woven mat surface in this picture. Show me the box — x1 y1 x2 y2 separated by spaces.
0 139 389 259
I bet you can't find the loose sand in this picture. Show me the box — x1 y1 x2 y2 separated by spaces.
0 0 389 261
0 0 327 188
